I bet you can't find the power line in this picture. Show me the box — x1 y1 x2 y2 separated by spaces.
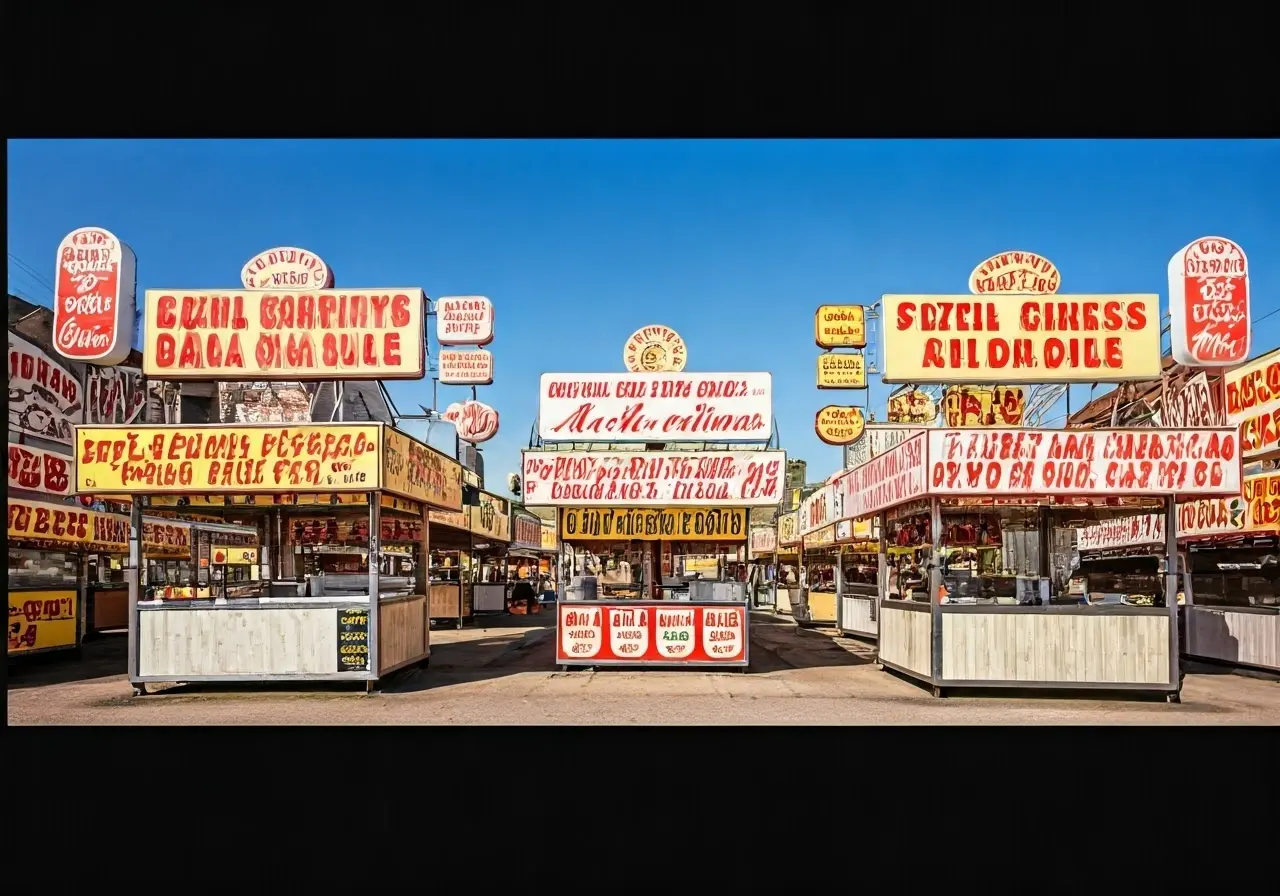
7 253 55 297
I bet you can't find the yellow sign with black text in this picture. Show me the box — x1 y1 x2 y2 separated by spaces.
560 507 749 541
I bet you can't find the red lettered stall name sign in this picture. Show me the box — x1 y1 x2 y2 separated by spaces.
556 603 746 665
880 295 1163 385
1167 237 1250 368
521 450 785 506
53 227 137 367
142 289 426 380
927 428 1242 498
1224 348 1280 463
7 444 73 496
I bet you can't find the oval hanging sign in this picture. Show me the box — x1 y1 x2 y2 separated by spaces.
814 405 866 446
53 226 138 367
1167 236 1250 368
967 250 1060 295
443 399 500 443
241 246 334 290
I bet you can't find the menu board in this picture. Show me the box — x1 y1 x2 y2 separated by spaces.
556 603 747 665
336 607 370 672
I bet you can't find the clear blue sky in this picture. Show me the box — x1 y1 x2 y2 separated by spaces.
8 139 1279 497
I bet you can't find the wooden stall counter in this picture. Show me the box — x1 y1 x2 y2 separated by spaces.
88 585 130 632
377 593 430 677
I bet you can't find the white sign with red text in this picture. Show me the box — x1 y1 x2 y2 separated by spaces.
439 349 494 386
844 424 925 470
53 227 137 368
521 449 785 507
927 428 1242 498
7 443 74 496
442 399 499 443
1076 514 1166 552
557 603 746 664
85 365 146 425
800 483 839 535
750 526 777 555
538 372 772 442
8 330 83 445
1167 237 1250 368
241 246 334 290
436 296 494 347
837 433 928 520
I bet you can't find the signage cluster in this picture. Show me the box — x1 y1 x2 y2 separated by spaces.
813 304 867 446
435 295 499 442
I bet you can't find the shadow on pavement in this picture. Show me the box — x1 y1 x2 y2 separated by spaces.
7 634 128 690
747 611 873 674
380 616 556 694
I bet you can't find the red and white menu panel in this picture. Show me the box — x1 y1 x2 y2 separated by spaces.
557 602 747 665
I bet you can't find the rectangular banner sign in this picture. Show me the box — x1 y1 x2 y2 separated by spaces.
8 590 78 654
8 498 130 552
750 526 777 555
8 330 82 445
521 449 785 507
74 423 383 494
8 443 74 496
927 428 1242 498
540 521 558 551
512 514 544 550
837 433 928 520
942 385 1026 427
880 294 1163 384
1224 348 1279 462
1161 371 1222 428
800 484 839 535
556 602 747 665
382 428 463 511
1178 471 1280 539
559 507 749 541
1076 513 1166 552
804 524 835 549
538 372 772 442
141 288 426 380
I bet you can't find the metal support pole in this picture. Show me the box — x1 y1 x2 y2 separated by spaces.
127 499 144 684
929 497 944 686
1165 496 1181 695
835 542 845 631
367 490 381 683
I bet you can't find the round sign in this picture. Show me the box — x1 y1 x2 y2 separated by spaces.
623 325 687 372
814 406 866 446
241 246 334 290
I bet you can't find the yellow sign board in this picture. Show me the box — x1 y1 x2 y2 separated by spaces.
540 521 558 552
471 494 510 542
815 406 866 446
211 545 259 565
74 423 383 494
141 288 427 380
942 385 1027 427
560 507 749 541
816 352 867 389
777 511 799 546
880 294 1162 384
383 428 463 511
8 590 78 654
8 498 130 552
814 305 867 349
804 524 835 549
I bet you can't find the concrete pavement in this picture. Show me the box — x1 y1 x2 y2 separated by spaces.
7 611 1279 725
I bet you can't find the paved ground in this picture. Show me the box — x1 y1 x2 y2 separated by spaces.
7 611 1279 725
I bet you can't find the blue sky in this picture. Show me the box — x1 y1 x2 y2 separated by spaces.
8 139 1278 497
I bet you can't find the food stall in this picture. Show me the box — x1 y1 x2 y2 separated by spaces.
749 524 778 608
538 518 559 599
837 427 1242 700
8 496 131 659
74 422 463 692
506 510 546 613
774 510 801 616
1178 470 1280 672
837 516 881 640
549 504 758 669
797 483 840 625
428 508 473 626
469 490 512 612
